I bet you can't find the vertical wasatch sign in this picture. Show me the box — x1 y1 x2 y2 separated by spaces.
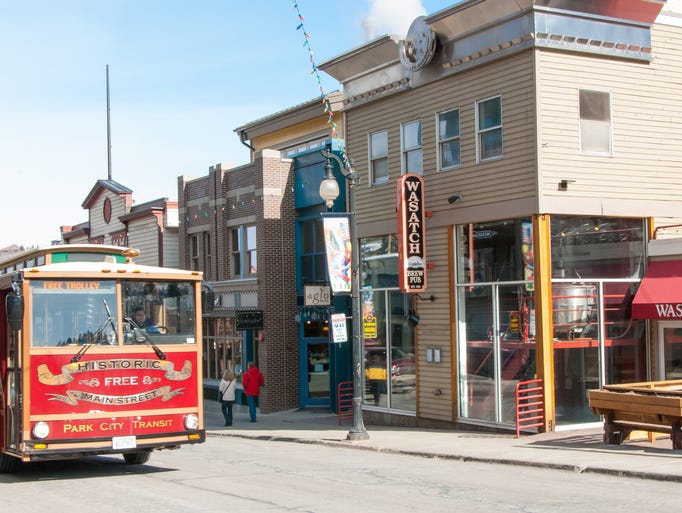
397 173 427 293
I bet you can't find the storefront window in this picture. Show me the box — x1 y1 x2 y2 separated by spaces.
456 219 535 424
458 282 535 423
456 220 533 284
551 216 645 279
203 317 242 381
360 236 415 412
361 235 399 289
551 216 646 425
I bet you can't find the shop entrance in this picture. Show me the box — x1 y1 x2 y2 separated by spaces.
458 282 536 425
552 280 646 426
298 316 331 408
303 340 330 405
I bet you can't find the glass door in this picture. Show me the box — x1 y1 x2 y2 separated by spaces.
457 282 535 425
552 280 646 426
305 340 330 404
658 322 682 380
299 316 330 407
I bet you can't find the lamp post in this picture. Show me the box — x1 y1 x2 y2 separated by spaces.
320 149 369 441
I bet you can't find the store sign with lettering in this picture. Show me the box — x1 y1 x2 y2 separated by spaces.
236 310 264 330
305 285 331 306
397 173 427 293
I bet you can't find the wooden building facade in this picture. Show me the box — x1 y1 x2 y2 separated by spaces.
319 0 681 431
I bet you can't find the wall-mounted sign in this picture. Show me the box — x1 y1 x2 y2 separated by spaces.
397 173 427 293
331 313 348 343
304 285 331 306
235 310 263 330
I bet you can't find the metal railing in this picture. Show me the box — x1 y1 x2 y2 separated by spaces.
515 378 544 437
337 381 353 425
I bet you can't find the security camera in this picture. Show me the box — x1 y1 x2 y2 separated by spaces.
448 194 462 204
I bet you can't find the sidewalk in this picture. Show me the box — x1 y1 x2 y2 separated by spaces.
204 400 682 482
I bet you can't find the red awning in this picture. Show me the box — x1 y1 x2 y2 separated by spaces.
631 261 682 319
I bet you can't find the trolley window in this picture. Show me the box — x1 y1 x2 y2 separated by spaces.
121 281 196 345
31 280 118 347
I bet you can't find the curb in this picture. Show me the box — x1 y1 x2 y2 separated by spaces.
207 430 674 482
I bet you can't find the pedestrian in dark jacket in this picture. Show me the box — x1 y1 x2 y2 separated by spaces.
242 361 264 422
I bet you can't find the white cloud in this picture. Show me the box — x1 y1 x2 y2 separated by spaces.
362 0 427 40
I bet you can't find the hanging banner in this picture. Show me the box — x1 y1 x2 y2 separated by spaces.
397 173 427 293
322 213 352 295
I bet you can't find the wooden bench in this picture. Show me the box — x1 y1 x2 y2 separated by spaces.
588 380 682 449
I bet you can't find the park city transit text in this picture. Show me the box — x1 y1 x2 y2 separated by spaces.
62 418 174 434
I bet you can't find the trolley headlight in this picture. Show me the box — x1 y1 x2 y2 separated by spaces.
32 421 50 439
184 414 199 430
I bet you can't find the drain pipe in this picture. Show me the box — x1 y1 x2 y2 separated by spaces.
238 130 255 152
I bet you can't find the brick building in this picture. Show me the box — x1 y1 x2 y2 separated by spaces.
179 93 345 413
178 152 298 412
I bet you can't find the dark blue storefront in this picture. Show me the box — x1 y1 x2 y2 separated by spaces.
293 141 352 411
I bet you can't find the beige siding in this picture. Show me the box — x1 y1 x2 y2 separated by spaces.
346 51 538 422
127 217 160 266
66 234 89 244
89 192 127 241
414 226 455 421
537 24 682 217
348 50 539 235
162 228 179 268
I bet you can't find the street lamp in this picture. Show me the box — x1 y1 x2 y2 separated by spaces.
320 149 369 441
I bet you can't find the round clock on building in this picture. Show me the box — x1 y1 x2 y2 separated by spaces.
400 17 437 71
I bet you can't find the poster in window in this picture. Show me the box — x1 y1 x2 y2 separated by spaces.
521 222 534 291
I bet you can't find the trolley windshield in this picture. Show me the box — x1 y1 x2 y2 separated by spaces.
30 279 196 347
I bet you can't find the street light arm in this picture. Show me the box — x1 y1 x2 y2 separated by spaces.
320 149 357 185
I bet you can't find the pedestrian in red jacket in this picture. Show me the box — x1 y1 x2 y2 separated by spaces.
242 361 264 422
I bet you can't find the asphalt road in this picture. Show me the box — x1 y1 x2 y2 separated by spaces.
3 436 681 512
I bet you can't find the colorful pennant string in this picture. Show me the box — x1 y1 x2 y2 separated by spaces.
291 1 352 175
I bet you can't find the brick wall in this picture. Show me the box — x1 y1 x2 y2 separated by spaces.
178 153 300 412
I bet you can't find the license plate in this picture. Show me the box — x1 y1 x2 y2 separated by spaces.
112 436 137 450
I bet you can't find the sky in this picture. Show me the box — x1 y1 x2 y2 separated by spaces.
0 0 460 249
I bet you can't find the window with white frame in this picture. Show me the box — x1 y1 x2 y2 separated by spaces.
246 225 257 275
476 96 503 162
437 108 461 170
231 225 257 279
401 120 423 174
369 130 389 185
580 89 612 155
282 136 327 158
